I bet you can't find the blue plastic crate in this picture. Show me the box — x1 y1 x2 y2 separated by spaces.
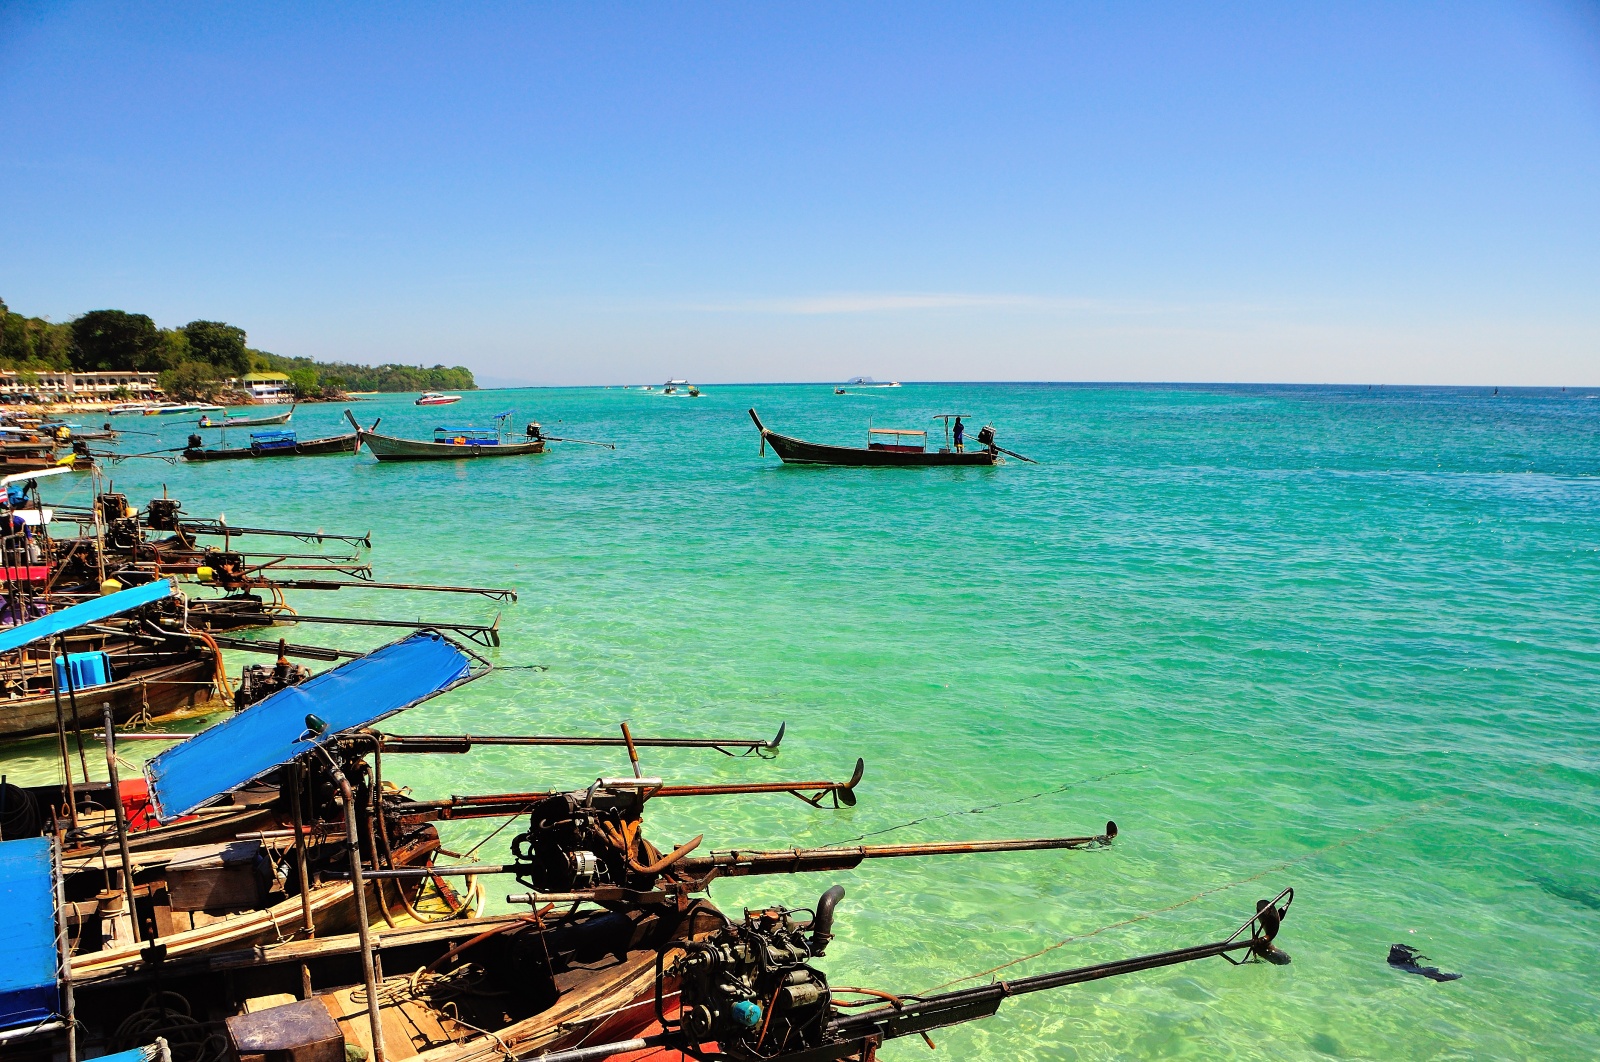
54 650 112 690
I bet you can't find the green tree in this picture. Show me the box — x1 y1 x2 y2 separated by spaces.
71 310 169 371
288 366 319 397
182 320 250 376
159 361 221 401
0 298 74 370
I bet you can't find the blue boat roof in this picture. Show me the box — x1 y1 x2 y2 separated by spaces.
250 429 295 441
434 426 498 434
145 631 480 819
98 1047 169 1062
0 838 58 1031
0 579 175 656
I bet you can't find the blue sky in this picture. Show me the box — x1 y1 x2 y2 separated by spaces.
2 2 1597 385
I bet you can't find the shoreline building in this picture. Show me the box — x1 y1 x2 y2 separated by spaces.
238 371 293 404
0 370 162 402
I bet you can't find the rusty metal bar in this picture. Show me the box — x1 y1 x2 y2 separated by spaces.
374 722 784 756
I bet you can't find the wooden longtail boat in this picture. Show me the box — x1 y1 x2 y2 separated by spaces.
182 430 359 461
346 409 547 461
530 886 1295 1062
749 408 999 466
0 652 219 740
198 404 295 428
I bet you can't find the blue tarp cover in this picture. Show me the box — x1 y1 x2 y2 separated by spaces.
0 838 58 1030
145 632 472 819
0 578 175 656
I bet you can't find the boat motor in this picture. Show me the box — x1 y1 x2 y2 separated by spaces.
669 885 845 1059
186 433 204 450
235 640 313 709
509 783 663 894
146 497 182 531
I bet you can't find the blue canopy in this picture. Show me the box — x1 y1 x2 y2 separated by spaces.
0 578 175 656
145 631 476 820
97 1047 169 1062
0 838 58 1031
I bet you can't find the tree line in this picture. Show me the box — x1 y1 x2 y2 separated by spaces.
0 298 475 400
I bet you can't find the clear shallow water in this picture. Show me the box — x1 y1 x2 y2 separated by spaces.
7 383 1599 1059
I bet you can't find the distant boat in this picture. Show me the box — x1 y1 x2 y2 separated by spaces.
183 427 358 461
416 391 462 406
661 379 701 396
199 404 295 428
106 402 152 416
142 402 226 416
749 409 1002 466
845 376 901 388
346 409 546 461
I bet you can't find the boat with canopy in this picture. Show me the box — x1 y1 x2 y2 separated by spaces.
750 408 1034 466
182 427 359 461
346 410 547 461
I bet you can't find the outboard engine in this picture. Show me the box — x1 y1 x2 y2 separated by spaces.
95 492 130 527
526 421 544 440
509 784 659 893
186 433 204 450
672 885 845 1059
146 497 182 531
235 641 312 709
976 424 996 449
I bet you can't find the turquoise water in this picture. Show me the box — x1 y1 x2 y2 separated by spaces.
7 383 1600 1059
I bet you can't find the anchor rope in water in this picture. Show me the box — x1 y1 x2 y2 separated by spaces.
922 795 1454 993
820 765 1152 848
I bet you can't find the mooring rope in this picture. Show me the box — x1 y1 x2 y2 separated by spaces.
922 795 1454 992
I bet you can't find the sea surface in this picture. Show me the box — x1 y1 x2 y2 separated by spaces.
4 383 1598 1060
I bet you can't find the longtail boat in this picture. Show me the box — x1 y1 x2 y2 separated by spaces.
750 408 1033 466
182 428 359 461
533 885 1294 1062
346 409 547 461
0 580 223 741
198 404 295 428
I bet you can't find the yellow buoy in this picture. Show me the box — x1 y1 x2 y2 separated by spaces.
196 566 215 583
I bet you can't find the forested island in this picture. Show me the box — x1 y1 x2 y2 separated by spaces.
0 298 475 400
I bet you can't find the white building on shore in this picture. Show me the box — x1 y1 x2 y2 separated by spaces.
0 370 162 401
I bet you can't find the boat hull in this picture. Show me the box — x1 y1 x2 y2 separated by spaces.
184 433 359 461
0 655 219 740
749 409 997 466
360 429 547 461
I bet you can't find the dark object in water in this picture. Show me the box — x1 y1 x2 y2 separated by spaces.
1388 943 1461 981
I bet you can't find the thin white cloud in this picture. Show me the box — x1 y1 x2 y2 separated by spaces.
677 292 1289 316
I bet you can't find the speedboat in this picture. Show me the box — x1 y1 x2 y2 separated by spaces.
142 403 226 416
661 379 701 396
106 402 150 416
845 376 901 388
416 391 462 406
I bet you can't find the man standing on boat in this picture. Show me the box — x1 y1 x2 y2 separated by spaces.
953 416 965 452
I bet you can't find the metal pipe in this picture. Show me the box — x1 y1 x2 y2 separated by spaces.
261 579 517 602
61 641 92 793
290 763 315 939
375 725 782 754
50 834 76 1062
186 610 501 647
48 639 79 831
320 754 385 1062
517 1036 660 1062
100 704 141 944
